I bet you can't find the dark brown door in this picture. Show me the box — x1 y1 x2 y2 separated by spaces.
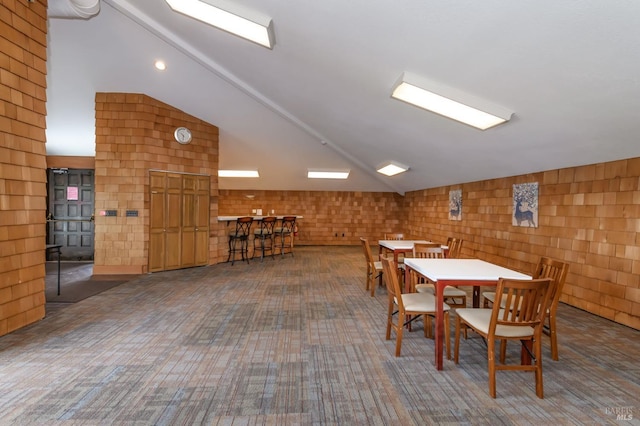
47 169 95 260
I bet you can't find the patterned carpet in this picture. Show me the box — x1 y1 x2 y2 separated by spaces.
0 246 638 425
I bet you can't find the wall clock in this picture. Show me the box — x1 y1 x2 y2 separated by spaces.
174 127 192 144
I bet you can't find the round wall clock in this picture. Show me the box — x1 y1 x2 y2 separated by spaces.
174 127 192 144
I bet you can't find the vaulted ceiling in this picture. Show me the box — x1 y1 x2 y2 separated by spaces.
45 0 640 194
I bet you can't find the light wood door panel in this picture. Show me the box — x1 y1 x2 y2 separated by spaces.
148 171 210 272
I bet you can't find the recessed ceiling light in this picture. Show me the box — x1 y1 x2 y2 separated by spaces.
154 60 166 71
164 0 275 49
391 73 513 130
376 161 409 176
307 170 350 179
218 170 259 178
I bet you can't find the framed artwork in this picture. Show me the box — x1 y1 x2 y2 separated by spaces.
449 189 462 221
513 183 538 227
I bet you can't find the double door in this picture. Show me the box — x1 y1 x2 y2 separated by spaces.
149 171 210 272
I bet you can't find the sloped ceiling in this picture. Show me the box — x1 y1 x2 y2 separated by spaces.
45 0 640 194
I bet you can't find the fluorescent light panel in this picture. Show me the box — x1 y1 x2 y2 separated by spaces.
377 161 408 176
391 73 513 130
307 170 350 179
218 170 259 178
165 0 275 49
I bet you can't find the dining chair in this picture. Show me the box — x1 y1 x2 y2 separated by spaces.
412 243 467 309
381 256 451 358
482 256 570 360
252 216 276 261
360 237 383 297
446 237 463 259
384 233 404 240
227 216 253 265
454 277 554 398
273 216 296 257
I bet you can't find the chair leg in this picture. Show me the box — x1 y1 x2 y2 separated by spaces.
386 299 394 340
454 316 461 364
395 312 404 357
535 334 545 398
549 312 559 361
499 339 507 364
488 337 497 398
444 312 451 360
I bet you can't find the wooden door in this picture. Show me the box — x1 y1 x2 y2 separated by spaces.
148 172 167 272
148 171 210 272
47 169 94 260
194 175 210 266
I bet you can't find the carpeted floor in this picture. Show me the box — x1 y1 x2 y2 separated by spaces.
1 246 638 425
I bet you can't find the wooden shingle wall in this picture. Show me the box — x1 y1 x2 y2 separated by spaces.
404 158 640 330
93 93 219 274
215 190 406 262
0 0 48 336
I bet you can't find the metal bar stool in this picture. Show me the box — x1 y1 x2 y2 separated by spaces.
227 216 253 265
273 216 296 257
253 216 276 261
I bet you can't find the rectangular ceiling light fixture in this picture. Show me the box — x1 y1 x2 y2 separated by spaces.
218 170 260 178
391 72 513 130
165 0 275 49
307 169 350 179
376 161 409 177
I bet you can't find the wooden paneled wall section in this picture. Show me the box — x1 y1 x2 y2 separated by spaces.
1 0 638 336
0 0 48 335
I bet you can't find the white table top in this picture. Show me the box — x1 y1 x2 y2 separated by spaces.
378 240 431 250
403 258 531 282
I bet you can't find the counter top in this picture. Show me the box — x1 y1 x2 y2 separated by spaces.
218 215 303 221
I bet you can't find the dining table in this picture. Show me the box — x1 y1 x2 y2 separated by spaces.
403 258 531 370
378 239 441 264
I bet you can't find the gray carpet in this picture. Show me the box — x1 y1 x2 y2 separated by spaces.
1 246 637 425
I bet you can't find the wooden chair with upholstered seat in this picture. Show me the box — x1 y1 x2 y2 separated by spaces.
360 237 383 297
483 256 570 360
384 233 404 240
412 243 467 309
381 256 451 358
446 237 463 259
454 277 554 398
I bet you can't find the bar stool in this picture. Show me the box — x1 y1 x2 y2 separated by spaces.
227 216 253 265
274 216 296 257
253 216 276 261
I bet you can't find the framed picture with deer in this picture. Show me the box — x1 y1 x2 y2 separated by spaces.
513 182 538 227
449 189 462 221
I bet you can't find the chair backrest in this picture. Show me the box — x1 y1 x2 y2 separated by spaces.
384 233 404 240
381 257 402 307
258 216 277 234
234 216 253 236
447 237 463 258
489 277 554 333
279 216 296 233
532 256 570 311
359 237 375 268
413 242 444 259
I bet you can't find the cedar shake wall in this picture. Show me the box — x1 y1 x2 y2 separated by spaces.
216 189 406 252
94 93 219 274
404 158 640 330
0 0 48 336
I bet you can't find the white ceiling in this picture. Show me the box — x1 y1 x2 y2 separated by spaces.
45 0 640 194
